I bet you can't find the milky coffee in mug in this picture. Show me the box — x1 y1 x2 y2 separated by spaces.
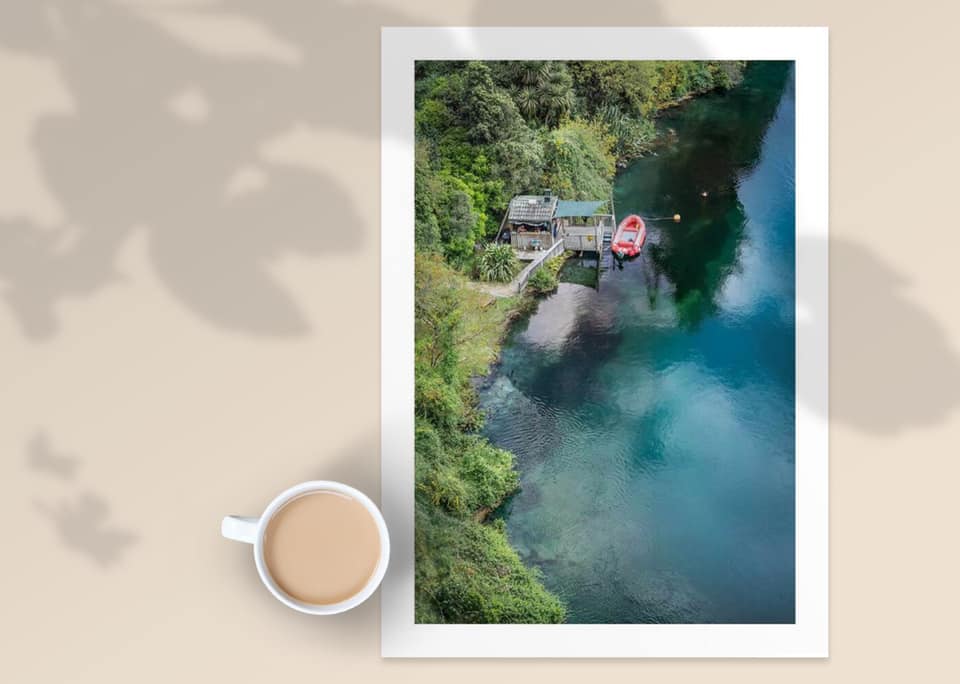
221 481 390 615
264 490 380 605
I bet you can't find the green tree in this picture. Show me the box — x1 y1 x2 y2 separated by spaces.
489 126 544 200
594 104 657 162
541 119 616 200
433 173 480 265
414 145 441 251
493 61 575 128
569 60 658 118
457 62 529 145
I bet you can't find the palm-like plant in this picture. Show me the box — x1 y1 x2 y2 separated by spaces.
515 86 540 121
595 104 655 161
508 62 573 128
542 81 573 127
476 244 519 283
515 60 551 86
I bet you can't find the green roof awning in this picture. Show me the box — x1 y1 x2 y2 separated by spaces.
555 200 606 218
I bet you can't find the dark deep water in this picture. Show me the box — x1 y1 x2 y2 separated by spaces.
481 63 796 623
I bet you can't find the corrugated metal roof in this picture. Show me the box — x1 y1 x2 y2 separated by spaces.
508 195 558 224
555 200 606 218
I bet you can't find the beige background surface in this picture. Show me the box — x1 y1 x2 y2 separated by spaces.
0 1 956 681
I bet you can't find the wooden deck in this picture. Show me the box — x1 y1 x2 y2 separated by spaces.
515 240 566 292
561 214 615 253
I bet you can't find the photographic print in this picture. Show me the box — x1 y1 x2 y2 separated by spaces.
382 27 828 657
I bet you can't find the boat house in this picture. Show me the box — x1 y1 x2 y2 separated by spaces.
501 191 614 255
488 191 617 294
504 193 560 251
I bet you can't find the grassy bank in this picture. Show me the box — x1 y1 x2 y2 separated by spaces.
415 253 565 623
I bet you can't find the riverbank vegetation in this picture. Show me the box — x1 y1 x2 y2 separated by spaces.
415 254 564 622
526 252 570 295
414 60 746 623
415 60 745 268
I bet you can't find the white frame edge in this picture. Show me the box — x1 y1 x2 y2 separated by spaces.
381 26 829 658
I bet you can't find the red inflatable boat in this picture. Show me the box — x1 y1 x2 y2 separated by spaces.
611 214 647 258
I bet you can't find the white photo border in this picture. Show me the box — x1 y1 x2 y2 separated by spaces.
381 26 828 658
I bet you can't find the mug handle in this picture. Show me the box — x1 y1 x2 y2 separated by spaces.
221 516 259 544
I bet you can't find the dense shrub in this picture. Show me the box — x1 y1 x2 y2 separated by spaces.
415 505 566 624
540 120 615 200
594 104 657 162
458 439 519 510
526 266 558 295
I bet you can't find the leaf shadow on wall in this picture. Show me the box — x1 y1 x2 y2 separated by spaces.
35 492 139 568
27 429 81 480
0 1 955 448
28 430 139 569
819 237 960 435
0 0 431 339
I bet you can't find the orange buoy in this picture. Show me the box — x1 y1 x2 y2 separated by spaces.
673 213 681 222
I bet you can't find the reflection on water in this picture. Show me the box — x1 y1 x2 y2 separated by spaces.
627 61 793 330
482 63 796 623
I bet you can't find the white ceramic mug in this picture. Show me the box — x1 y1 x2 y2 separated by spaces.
221 480 390 615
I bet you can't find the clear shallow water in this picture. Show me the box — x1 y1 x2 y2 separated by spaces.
480 63 796 623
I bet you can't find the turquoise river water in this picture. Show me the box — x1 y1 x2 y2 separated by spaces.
480 62 796 623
